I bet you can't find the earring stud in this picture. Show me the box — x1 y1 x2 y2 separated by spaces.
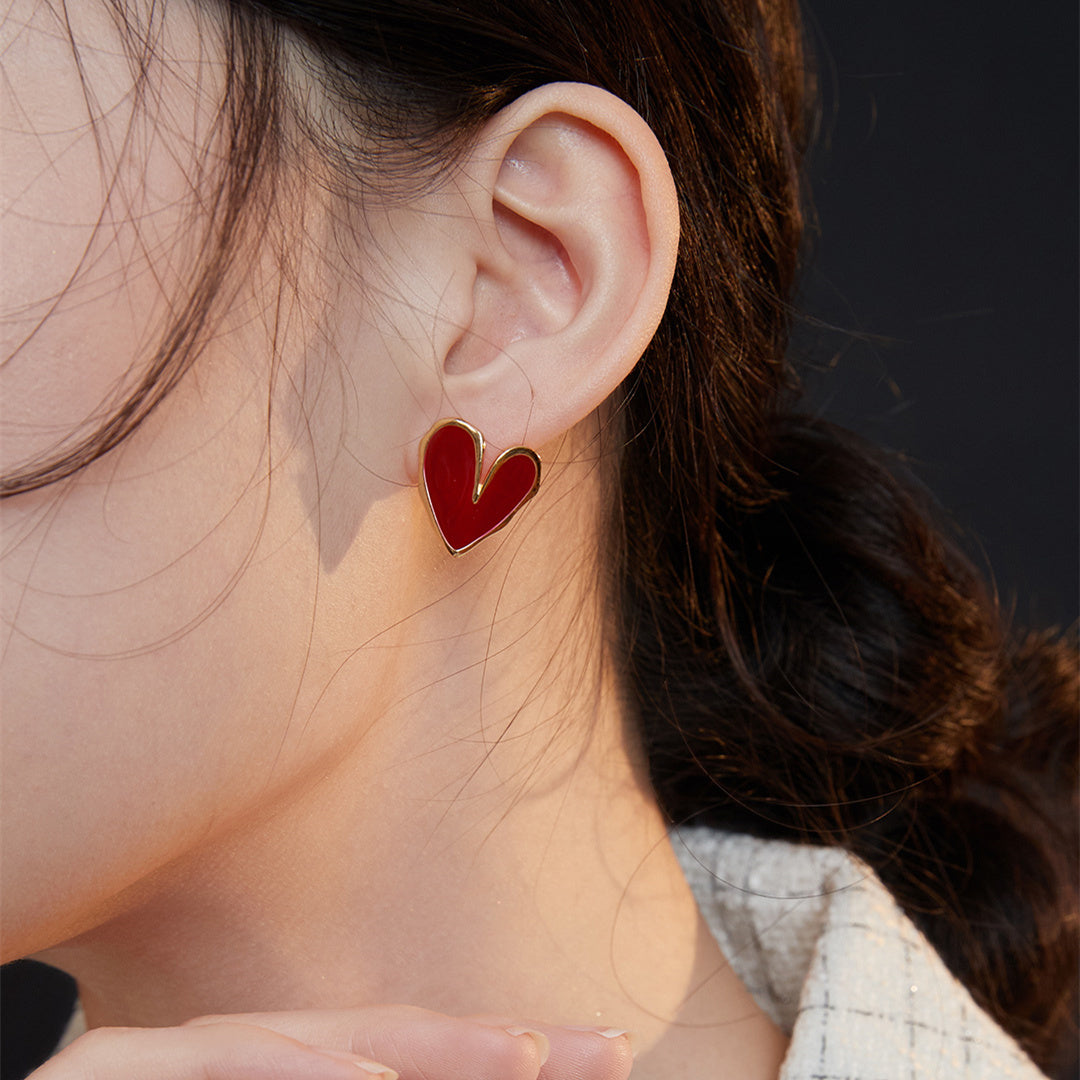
418 418 541 556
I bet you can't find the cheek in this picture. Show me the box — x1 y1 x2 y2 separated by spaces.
0 2 319 954
0 1 425 957
0 317 421 959
1 9 206 477
0 359 323 958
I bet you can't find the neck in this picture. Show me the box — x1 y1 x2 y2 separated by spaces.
42 452 787 1077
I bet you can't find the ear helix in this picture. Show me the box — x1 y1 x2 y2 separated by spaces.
418 419 541 556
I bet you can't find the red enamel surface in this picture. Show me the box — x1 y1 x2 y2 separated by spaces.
422 423 538 552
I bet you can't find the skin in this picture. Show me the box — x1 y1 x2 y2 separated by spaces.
1 2 790 1077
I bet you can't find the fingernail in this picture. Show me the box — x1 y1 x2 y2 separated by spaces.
564 1025 631 1039
503 1026 551 1066
316 1049 399 1078
564 1025 635 1053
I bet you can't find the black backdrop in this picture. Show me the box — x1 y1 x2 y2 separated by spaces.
2 3 1077 1078
798 1 1078 634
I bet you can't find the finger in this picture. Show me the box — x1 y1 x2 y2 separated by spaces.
187 1005 551 1080
465 1014 635 1080
539 1028 633 1080
31 1021 397 1080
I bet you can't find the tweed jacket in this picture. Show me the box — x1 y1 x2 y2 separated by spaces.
674 827 1047 1079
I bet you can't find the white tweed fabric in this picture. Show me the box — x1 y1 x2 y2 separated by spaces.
674 826 1047 1079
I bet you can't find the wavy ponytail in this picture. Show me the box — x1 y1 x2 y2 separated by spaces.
619 413 1078 1071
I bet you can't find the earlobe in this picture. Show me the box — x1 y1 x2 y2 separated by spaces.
434 82 679 459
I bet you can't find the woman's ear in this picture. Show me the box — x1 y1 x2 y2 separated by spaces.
402 82 679 472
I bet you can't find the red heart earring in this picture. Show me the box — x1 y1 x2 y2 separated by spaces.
419 418 541 556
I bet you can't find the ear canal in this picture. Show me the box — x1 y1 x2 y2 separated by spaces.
491 113 651 316
444 201 581 379
491 201 582 326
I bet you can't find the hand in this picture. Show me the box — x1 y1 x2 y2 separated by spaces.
31 1004 636 1080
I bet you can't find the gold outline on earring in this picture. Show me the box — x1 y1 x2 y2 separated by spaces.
418 418 542 556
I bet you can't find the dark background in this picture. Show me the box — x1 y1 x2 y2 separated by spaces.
797 2 1078 634
3 3 1077 1078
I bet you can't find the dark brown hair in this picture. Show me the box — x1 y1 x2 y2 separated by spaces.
4 0 1076 1072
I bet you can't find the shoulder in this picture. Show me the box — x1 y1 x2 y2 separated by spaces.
673 826 1049 1080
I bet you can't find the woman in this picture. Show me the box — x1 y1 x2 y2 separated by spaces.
1 0 1075 1077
